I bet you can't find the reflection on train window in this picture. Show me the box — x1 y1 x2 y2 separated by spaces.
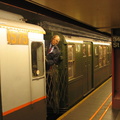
88 44 91 56
94 46 99 68
68 45 74 79
31 42 44 77
103 46 107 66
99 45 103 67
106 46 109 63
76 44 81 52
95 46 98 55
82 44 86 57
68 63 73 79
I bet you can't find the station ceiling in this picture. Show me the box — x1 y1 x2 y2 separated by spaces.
27 0 120 34
1 0 120 35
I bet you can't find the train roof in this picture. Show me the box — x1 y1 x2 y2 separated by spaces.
0 18 45 34
0 10 24 22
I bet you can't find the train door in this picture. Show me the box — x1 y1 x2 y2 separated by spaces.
82 42 93 95
29 39 46 120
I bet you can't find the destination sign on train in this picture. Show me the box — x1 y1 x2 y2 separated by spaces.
7 29 28 45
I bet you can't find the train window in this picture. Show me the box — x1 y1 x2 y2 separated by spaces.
99 45 103 67
88 44 91 56
106 46 110 63
82 44 86 57
103 46 107 66
76 44 81 52
31 42 44 78
94 46 99 68
68 45 74 79
95 46 98 56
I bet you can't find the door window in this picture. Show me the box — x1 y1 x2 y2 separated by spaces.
103 46 107 66
88 44 91 56
68 45 74 79
31 42 44 77
99 45 103 67
82 44 87 57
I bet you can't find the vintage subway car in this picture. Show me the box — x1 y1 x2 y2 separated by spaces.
44 30 112 115
0 10 46 120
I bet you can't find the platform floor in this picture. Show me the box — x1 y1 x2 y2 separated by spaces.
57 77 120 120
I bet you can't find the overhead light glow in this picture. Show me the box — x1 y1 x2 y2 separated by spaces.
28 32 44 40
93 42 111 45
66 39 83 43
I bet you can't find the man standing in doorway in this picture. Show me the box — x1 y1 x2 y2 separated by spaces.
45 35 61 71
45 35 61 113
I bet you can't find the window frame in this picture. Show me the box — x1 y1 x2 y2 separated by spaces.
31 41 45 80
67 44 75 80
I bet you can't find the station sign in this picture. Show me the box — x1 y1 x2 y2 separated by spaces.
112 36 120 48
112 28 120 48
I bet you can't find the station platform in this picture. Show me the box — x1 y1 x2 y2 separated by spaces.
57 77 120 120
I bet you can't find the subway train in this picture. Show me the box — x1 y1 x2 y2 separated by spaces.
0 10 112 120
44 29 112 116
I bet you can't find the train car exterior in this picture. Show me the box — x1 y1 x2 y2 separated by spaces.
0 11 46 120
45 30 112 115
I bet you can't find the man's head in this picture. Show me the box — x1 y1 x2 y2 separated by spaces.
51 35 60 45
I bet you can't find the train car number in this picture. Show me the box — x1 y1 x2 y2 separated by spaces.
7 29 28 45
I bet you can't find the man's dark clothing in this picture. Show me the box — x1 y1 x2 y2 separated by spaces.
46 42 61 71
